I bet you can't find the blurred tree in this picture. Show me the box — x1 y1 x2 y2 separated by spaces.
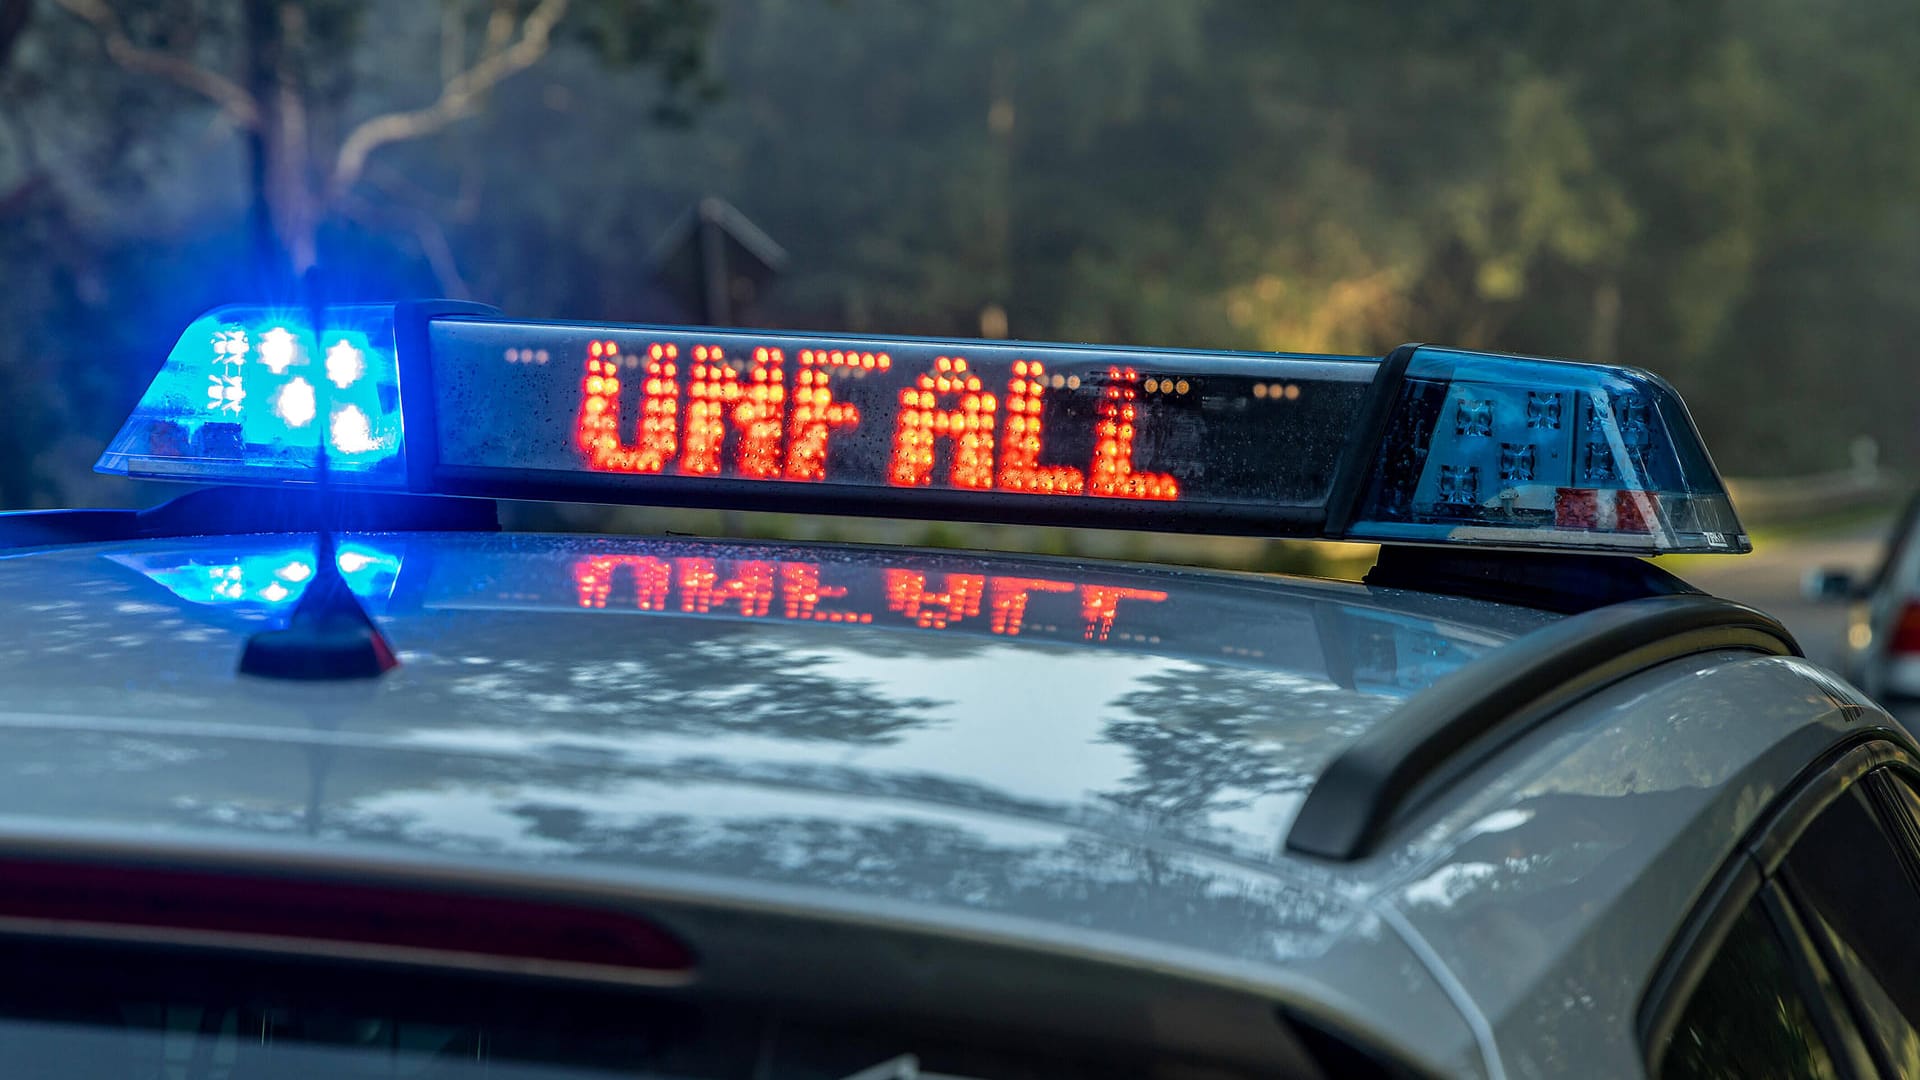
0 0 714 507
10 0 1920 509
382 0 1920 478
48 0 712 291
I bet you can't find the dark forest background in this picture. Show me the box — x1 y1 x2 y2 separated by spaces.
4 0 1917 515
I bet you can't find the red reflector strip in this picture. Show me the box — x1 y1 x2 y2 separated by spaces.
1614 491 1655 534
0 860 694 982
1552 488 1656 533
1555 487 1599 529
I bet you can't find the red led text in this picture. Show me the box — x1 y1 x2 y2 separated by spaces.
575 342 1180 501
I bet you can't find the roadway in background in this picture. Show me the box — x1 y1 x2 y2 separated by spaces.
1675 514 1895 670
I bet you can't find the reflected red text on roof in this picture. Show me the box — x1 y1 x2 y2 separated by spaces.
573 556 1166 642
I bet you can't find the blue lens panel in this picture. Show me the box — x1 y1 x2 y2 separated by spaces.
1345 347 1748 554
96 306 406 486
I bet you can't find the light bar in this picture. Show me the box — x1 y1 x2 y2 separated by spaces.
98 303 1750 555
98 305 406 484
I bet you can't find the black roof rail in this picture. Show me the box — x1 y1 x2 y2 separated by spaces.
0 487 497 551
1285 594 1802 861
1363 544 1704 614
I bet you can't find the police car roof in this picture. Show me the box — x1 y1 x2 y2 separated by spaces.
7 302 1811 1072
0 526 1863 1076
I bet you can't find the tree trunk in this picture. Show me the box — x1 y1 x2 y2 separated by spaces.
242 0 286 292
982 48 1015 339
0 0 32 75
1588 280 1622 365
241 0 318 293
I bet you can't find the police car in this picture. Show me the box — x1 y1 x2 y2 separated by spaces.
1 302 1916 1079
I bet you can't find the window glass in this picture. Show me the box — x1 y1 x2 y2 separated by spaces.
1873 771 1920 893
1803 909 1920 1079
1659 901 1840 1080
1820 770 1920 1076
1781 785 1920 1042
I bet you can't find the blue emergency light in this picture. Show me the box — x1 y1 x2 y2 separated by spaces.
97 302 1749 555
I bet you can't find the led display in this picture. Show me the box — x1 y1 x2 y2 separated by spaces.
430 321 1376 527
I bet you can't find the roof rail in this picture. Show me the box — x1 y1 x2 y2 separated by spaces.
1285 594 1801 861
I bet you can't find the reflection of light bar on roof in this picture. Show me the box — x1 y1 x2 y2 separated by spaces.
109 542 403 611
101 536 1517 695
97 305 1748 555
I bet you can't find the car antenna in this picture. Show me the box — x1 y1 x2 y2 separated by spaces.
238 267 400 679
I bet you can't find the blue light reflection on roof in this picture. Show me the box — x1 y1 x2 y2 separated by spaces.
108 542 403 612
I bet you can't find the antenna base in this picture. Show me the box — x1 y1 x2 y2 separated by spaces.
239 551 399 680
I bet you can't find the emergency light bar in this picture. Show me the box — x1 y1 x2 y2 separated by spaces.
97 303 1749 555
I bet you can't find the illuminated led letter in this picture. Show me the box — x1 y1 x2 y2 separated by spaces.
1089 366 1178 500
734 347 788 479
779 562 872 624
785 349 870 481
1079 585 1169 641
573 555 672 610
889 356 998 489
680 345 797 478
577 341 679 473
681 345 743 476
997 361 1085 494
987 576 1076 635
884 570 985 629
677 558 775 617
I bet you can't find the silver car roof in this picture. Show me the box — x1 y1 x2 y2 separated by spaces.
0 530 1885 1076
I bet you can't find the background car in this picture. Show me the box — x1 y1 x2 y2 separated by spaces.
1806 490 1920 705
